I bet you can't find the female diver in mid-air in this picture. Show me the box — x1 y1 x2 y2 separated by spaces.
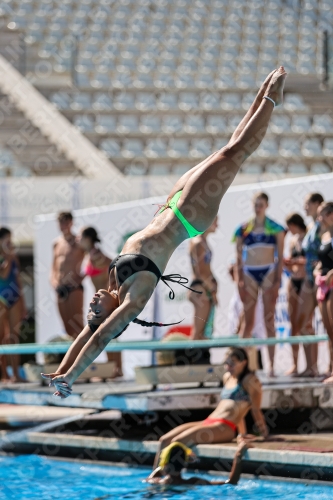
42 67 287 397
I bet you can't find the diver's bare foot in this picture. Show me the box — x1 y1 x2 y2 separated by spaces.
256 69 276 103
285 365 298 376
323 374 333 384
264 66 287 106
268 368 275 378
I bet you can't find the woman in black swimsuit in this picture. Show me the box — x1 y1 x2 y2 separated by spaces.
314 202 333 384
40 68 288 397
284 213 307 376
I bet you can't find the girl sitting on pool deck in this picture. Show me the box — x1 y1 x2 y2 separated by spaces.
153 347 268 468
41 67 287 397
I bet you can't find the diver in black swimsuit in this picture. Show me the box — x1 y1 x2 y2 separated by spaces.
284 213 307 376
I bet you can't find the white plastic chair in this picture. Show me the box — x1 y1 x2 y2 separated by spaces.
145 139 168 158
140 116 161 134
95 116 117 134
190 139 212 159
270 115 291 134
200 92 220 110
156 93 178 110
242 164 263 175
257 139 278 158
100 139 121 158
135 93 156 111
312 115 333 134
114 92 135 110
301 139 322 158
179 93 199 111
184 115 205 134
291 116 311 134
117 116 139 134
221 93 241 111
150 164 171 175
70 93 91 111
73 115 94 133
92 93 113 111
280 139 302 158
206 116 227 134
162 116 183 134
310 163 330 174
284 94 308 111
288 163 309 175
168 139 189 159
121 140 144 159
50 92 71 110
323 139 333 158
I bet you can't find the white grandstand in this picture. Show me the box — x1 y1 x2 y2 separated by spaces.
0 0 332 180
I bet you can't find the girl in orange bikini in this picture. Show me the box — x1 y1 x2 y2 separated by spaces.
153 347 268 468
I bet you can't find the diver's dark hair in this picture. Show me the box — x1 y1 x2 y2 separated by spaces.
81 226 101 244
0 227 11 239
285 213 307 232
88 317 182 334
226 347 252 382
168 446 187 473
307 192 324 205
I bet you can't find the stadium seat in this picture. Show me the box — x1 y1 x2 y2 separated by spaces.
114 92 135 110
161 116 183 134
288 163 309 174
168 139 189 159
100 139 121 158
241 164 263 174
301 139 322 158
173 164 192 176
280 138 302 158
92 93 113 111
323 139 333 158
291 116 311 134
257 139 278 158
310 162 331 174
156 93 178 111
124 162 148 175
265 163 288 175
312 115 333 134
284 94 308 111
270 115 291 134
200 92 220 111
178 92 199 111
70 93 91 111
117 116 139 134
190 138 212 159
184 115 205 134
121 140 144 159
135 93 156 111
73 115 94 133
221 93 241 111
145 139 168 158
206 116 227 134
149 164 171 175
50 92 71 110
95 116 117 134
140 116 161 134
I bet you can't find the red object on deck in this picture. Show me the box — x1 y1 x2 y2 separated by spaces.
165 325 192 337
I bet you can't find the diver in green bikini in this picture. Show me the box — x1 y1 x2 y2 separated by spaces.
42 67 287 398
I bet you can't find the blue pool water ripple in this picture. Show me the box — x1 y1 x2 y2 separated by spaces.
0 455 332 500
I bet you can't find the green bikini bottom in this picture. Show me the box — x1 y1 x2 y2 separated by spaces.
159 190 204 239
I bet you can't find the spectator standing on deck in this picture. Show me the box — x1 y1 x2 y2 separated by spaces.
187 217 218 364
233 192 285 377
294 193 324 377
0 227 27 382
314 202 333 384
228 263 266 371
283 214 307 376
51 212 85 339
79 227 122 377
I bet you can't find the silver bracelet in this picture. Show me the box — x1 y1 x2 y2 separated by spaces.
263 96 276 107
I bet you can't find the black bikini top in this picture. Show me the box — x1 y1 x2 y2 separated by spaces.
109 253 201 300
317 240 333 276
291 246 305 259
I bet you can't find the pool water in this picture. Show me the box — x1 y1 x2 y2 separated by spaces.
0 455 332 500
